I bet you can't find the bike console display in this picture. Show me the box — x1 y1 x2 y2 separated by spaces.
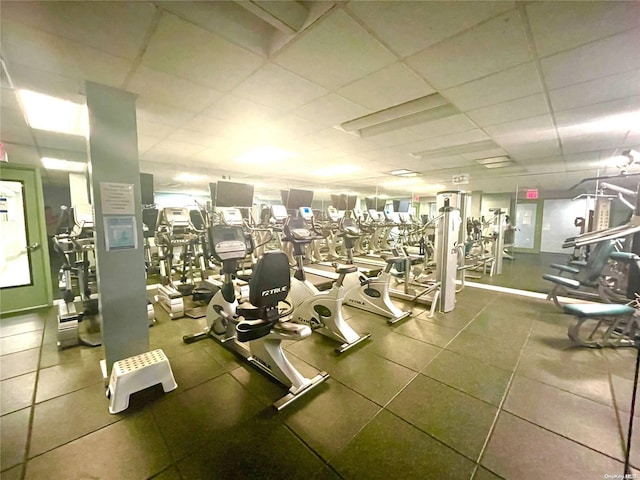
208 225 249 262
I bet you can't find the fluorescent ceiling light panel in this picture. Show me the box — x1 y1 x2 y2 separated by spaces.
41 157 86 172
482 161 514 169
235 146 295 164
412 140 498 159
18 89 88 136
475 156 511 165
338 93 459 138
175 173 206 182
387 169 419 177
313 165 361 177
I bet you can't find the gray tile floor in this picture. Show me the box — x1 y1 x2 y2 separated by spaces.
1 286 639 479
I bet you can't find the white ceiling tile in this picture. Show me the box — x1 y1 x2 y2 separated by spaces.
347 1 514 57
561 132 628 155
407 10 530 90
398 129 491 155
3 63 84 100
365 128 422 148
1 108 33 145
1 1 157 60
408 114 476 138
274 9 396 90
165 129 229 149
136 120 175 139
142 140 208 162
549 70 640 112
2 20 131 88
465 94 549 127
541 29 640 90
33 130 86 153
231 63 328 112
1 88 21 111
443 62 542 111
3 143 40 166
292 94 371 127
270 114 326 137
137 135 160 155
160 1 274 56
142 12 265 91
136 99 195 127
200 95 282 125
555 96 640 132
484 114 555 140
460 147 509 161
128 66 223 113
337 62 436 111
497 138 561 159
527 1 640 58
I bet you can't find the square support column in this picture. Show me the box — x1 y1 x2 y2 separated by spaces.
85 82 149 373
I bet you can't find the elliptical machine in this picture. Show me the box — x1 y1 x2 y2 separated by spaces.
183 224 328 410
339 217 411 324
284 212 371 353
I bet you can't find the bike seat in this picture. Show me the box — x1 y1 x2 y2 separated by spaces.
334 264 357 275
236 318 274 342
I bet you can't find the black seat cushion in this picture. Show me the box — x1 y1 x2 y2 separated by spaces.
249 251 291 308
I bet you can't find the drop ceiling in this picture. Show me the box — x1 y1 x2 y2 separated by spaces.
1 0 639 199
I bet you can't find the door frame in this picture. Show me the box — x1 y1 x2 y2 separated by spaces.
0 164 53 314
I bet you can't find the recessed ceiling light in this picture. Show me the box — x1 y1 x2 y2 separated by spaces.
41 157 86 172
389 169 413 175
313 165 361 177
18 89 88 136
235 146 295 164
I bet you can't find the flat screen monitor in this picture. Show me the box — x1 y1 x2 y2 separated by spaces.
331 193 347 210
397 200 410 213
347 195 357 210
140 173 154 205
286 189 313 209
365 197 375 210
280 190 289 206
376 201 386 212
216 181 254 208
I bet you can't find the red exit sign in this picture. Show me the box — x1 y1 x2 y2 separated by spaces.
526 189 539 199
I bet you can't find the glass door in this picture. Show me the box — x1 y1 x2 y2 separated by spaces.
514 200 542 253
0 166 52 314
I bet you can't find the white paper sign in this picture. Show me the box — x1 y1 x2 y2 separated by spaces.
100 182 134 215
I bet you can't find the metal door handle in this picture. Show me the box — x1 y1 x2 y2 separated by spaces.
26 242 40 252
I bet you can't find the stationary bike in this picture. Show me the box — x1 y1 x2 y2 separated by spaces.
339 217 411 324
284 214 371 353
183 224 329 410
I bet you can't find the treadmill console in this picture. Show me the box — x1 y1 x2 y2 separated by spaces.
220 207 244 226
159 207 191 227
209 225 249 261
271 204 288 222
299 206 313 221
327 206 340 222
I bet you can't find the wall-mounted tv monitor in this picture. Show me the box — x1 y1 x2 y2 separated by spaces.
215 181 254 208
347 195 357 210
140 173 154 205
286 189 314 209
280 190 289 206
331 193 347 210
397 200 411 213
